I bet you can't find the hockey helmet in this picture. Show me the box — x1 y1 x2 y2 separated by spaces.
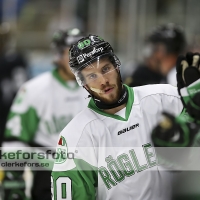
51 28 85 55
69 34 121 86
146 23 186 55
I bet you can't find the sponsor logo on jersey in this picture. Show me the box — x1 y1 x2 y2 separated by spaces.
77 47 104 64
118 123 139 135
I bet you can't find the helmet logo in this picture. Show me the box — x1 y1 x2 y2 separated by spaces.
76 47 104 64
77 55 85 64
78 39 91 49
90 35 104 43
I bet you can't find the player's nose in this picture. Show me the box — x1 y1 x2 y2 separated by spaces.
98 74 109 85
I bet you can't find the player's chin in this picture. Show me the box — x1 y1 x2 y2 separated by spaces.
100 94 118 104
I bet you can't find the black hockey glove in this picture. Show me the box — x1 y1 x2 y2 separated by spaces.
151 112 200 169
152 112 200 147
176 52 200 121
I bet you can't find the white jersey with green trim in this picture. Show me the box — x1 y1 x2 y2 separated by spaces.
52 84 183 200
4 69 88 147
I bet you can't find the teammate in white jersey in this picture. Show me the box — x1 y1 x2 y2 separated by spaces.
51 34 183 200
2 28 88 200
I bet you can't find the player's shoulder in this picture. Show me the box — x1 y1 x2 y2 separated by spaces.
132 84 179 103
23 71 52 92
58 107 101 147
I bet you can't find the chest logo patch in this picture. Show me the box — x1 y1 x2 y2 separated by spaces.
118 123 139 135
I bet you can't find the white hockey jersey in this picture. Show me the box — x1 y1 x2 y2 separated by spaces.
4 69 88 147
51 84 183 200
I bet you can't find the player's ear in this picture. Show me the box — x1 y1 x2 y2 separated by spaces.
116 68 120 73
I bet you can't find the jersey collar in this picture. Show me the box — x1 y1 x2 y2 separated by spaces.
88 84 134 121
52 69 79 90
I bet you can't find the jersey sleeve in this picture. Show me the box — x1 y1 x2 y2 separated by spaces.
51 124 98 200
51 159 97 200
4 85 39 143
161 86 183 116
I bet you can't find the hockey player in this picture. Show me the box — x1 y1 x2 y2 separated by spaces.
125 23 186 87
145 23 187 86
152 52 200 148
0 22 28 146
2 28 88 200
51 35 184 200
152 52 200 199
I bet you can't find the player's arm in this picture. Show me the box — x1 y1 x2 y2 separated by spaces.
51 132 98 200
51 159 97 200
152 52 200 148
5 85 39 143
2 86 39 200
151 52 200 169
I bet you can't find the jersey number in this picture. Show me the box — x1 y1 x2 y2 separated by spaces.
53 177 72 200
7 116 21 136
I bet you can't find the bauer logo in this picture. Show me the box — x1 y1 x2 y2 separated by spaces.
77 55 85 64
118 123 139 135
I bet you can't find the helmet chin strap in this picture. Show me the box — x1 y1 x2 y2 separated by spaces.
93 85 128 109
84 70 128 110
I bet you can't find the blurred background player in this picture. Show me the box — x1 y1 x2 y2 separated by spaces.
1 28 87 200
0 22 28 146
125 23 187 87
151 52 200 200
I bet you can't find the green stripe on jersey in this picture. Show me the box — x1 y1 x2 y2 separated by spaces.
5 107 39 142
88 84 134 121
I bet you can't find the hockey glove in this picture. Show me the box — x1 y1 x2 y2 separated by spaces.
152 112 200 147
176 52 200 121
151 112 200 169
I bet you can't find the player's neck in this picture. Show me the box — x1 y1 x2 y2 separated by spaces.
103 103 126 115
58 68 75 81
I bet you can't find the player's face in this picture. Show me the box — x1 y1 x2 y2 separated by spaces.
81 58 122 104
